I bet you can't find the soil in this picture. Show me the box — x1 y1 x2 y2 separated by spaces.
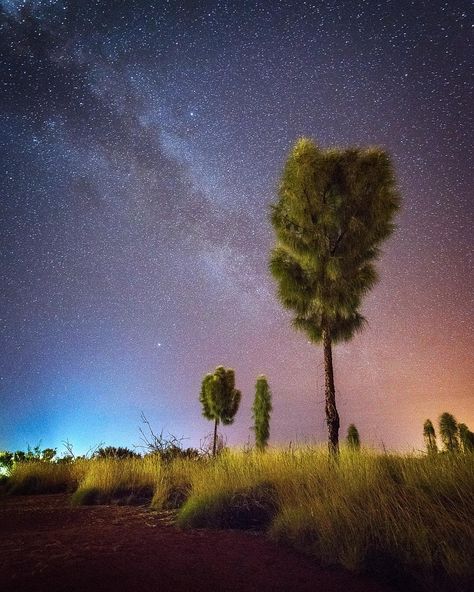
1 494 394 592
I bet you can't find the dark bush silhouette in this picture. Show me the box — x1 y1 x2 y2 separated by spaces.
439 413 460 453
347 424 361 451
423 419 438 454
138 413 200 462
93 446 141 459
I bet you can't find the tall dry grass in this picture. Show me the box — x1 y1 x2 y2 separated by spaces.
176 447 474 590
72 456 162 505
7 459 88 494
5 446 473 589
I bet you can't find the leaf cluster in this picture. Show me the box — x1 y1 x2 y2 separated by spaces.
200 366 241 425
439 412 460 453
423 419 438 454
270 138 400 343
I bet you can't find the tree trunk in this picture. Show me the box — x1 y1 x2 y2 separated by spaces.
212 418 218 457
323 327 340 455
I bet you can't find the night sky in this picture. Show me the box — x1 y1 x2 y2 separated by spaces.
1 0 472 454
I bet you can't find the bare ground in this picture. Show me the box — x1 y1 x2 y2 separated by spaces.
0 494 395 592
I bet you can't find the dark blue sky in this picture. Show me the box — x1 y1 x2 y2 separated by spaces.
1 0 472 454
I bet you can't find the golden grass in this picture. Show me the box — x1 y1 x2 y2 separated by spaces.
6 446 474 589
175 447 474 589
7 459 88 494
72 456 162 505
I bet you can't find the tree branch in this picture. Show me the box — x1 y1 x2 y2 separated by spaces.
331 230 346 255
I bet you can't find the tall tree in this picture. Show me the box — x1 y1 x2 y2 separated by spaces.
458 423 474 453
423 419 438 454
346 424 361 451
252 375 273 451
199 366 241 456
270 138 399 454
439 412 459 453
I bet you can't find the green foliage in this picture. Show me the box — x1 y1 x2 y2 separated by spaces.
458 423 474 454
346 424 361 451
199 366 241 455
252 375 273 451
200 366 241 425
423 419 438 455
269 138 400 345
439 412 460 453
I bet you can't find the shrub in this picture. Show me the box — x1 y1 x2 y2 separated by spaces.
93 446 141 459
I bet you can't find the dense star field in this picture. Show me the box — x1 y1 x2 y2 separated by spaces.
0 0 472 453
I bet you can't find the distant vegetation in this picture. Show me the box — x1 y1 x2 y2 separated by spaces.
424 412 474 455
199 366 241 456
252 375 272 451
1 411 474 591
346 424 361 451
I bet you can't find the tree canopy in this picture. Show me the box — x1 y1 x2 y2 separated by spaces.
270 138 400 344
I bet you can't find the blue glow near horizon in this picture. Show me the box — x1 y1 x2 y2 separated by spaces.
2 373 209 456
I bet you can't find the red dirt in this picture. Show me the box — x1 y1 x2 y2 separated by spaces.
1 494 394 592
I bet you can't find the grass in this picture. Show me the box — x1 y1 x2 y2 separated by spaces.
72 456 162 505
6 447 474 590
175 448 474 590
6 460 88 494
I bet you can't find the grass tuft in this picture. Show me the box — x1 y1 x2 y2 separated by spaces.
72 457 161 505
178 482 277 530
7 460 87 494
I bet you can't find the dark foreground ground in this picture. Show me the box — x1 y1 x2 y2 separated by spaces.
0 494 395 592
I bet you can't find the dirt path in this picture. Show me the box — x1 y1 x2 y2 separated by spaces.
1 494 393 592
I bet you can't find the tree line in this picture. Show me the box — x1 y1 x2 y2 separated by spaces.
423 412 474 454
